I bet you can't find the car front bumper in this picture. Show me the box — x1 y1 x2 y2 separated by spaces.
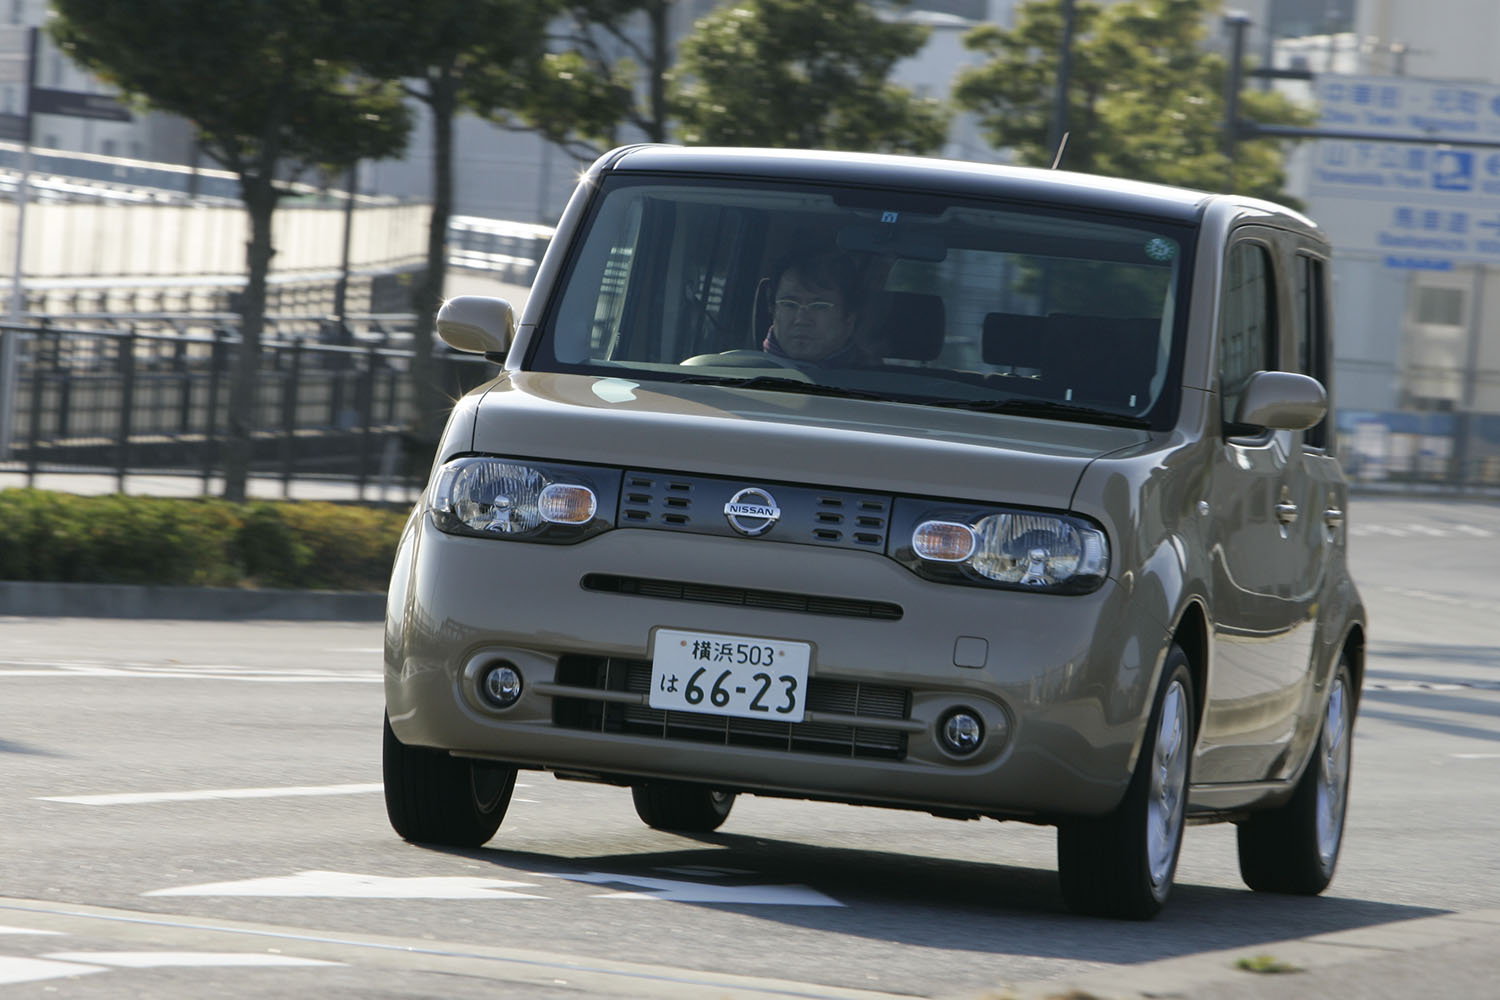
385 517 1170 819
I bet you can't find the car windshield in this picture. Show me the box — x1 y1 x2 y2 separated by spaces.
528 175 1196 429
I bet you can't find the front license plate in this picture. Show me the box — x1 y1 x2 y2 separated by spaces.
649 628 811 723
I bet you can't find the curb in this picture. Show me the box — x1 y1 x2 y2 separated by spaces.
0 581 385 621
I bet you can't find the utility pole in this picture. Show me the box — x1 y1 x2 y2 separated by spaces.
1222 11 1250 192
1046 0 1078 166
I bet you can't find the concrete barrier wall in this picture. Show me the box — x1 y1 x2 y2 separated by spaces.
0 199 432 282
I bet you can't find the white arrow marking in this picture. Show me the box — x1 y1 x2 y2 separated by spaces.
0 956 106 985
41 783 383 806
145 870 545 900
44 952 340 969
538 871 843 906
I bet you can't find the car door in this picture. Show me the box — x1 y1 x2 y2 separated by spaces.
1195 232 1326 785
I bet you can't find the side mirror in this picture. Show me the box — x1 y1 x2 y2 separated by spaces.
1230 370 1327 433
436 296 516 358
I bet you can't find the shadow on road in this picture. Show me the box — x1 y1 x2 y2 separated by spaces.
431 834 1443 966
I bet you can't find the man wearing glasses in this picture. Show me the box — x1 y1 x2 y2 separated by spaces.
762 249 868 365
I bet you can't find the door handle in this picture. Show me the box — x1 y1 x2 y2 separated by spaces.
1275 501 1299 525
1324 507 1345 529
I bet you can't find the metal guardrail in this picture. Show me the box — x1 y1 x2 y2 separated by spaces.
0 320 492 500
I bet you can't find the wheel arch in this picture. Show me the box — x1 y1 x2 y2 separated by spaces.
1170 600 1210 735
1341 622 1366 706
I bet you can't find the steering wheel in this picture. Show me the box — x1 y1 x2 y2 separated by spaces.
680 349 802 370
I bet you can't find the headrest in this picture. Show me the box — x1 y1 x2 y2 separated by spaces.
874 292 946 361
981 312 1048 367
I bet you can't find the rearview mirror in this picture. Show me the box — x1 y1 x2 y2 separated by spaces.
837 223 947 262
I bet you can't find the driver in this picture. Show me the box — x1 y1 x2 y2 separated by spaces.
762 250 867 365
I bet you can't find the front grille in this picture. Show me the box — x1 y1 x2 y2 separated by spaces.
552 655 910 759
618 470 891 551
581 573 903 621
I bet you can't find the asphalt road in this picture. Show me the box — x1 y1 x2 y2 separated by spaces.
1 494 1498 998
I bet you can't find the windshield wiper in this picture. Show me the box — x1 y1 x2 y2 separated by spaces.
929 396 1152 428
677 375 893 402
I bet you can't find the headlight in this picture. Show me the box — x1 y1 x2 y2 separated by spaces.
428 456 618 542
895 501 1109 593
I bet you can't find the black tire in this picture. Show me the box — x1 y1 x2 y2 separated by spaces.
1238 654 1355 894
631 782 735 832
382 712 516 847
1057 645 1196 920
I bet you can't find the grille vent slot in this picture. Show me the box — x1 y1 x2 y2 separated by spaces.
582 574 903 621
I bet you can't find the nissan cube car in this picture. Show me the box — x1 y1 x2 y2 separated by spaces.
383 146 1365 919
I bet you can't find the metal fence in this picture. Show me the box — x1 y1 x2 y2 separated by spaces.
6 319 1500 498
0 320 492 500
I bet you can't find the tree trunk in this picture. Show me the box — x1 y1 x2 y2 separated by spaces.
409 61 458 458
223 171 278 503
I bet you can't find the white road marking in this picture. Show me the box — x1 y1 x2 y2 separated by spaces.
1351 524 1411 536
145 871 545 900
40 783 383 806
1452 753 1500 760
1351 522 1495 538
0 956 105 984
0 659 378 683
1376 586 1500 613
537 871 843 907
44 951 340 968
0 926 60 935
141 868 841 906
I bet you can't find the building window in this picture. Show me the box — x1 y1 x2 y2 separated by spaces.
1414 286 1464 326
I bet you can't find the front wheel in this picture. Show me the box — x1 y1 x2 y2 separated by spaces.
383 713 516 847
1057 645 1196 919
1237 653 1356 894
632 782 735 832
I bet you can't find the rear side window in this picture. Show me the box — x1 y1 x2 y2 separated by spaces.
1295 254 1331 450
1218 242 1277 428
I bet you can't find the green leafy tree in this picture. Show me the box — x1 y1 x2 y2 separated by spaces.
49 1 409 502
342 0 555 447
953 0 1314 204
502 0 674 159
672 0 950 153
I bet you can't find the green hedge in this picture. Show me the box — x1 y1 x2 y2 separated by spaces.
0 489 409 591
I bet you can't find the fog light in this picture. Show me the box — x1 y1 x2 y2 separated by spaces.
480 663 523 708
939 710 984 755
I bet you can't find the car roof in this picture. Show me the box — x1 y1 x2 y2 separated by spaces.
600 145 1316 232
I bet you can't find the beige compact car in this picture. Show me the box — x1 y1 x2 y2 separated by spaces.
383 146 1366 919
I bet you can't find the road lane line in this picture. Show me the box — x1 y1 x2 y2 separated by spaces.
0 660 379 683
44 951 340 968
39 783 383 806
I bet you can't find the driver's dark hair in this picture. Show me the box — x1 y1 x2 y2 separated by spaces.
768 248 861 312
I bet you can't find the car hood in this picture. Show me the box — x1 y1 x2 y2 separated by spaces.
466 373 1153 508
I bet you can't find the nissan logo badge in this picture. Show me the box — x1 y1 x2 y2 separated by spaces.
724 487 781 536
